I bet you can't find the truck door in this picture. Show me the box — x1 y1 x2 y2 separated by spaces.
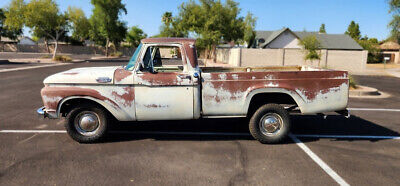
133 45 195 121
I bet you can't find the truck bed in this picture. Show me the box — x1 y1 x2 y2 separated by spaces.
200 66 349 116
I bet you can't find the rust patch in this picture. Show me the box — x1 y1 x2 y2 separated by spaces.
111 87 135 107
138 72 190 86
41 86 119 111
114 68 132 82
144 104 169 108
62 72 79 75
202 71 349 102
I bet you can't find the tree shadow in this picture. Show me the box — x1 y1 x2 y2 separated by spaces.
0 60 30 65
102 114 399 144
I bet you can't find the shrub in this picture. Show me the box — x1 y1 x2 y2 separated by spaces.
53 55 72 62
41 55 51 59
349 75 358 89
110 51 123 57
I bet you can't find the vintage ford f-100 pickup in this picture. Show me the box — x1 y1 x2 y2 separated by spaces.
38 38 349 143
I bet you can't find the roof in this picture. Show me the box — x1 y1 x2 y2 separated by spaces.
379 41 400 50
1 37 18 43
142 38 196 45
255 28 363 50
1 36 35 43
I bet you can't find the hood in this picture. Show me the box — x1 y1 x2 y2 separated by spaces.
44 66 120 84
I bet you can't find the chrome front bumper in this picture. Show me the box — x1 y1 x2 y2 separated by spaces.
37 106 48 118
37 106 58 119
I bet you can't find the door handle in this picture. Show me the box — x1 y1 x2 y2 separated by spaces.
177 74 191 80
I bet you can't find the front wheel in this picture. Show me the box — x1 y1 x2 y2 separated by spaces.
65 105 109 143
249 104 290 144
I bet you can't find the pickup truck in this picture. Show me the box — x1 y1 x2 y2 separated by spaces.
37 38 349 144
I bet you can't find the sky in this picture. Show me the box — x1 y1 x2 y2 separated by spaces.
0 0 393 41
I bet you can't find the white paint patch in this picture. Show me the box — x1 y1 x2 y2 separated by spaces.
348 108 400 112
0 63 70 73
265 82 279 87
231 74 239 80
218 73 227 80
42 95 63 104
289 134 350 186
264 74 274 80
295 82 349 114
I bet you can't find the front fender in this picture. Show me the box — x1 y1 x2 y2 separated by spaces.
57 96 132 121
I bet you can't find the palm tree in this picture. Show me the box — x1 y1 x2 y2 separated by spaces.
162 12 173 25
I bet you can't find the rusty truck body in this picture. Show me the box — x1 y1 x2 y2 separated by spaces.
38 38 349 143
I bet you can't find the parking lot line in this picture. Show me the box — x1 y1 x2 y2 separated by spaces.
0 63 71 73
0 130 67 133
289 134 350 186
294 134 400 140
348 108 400 112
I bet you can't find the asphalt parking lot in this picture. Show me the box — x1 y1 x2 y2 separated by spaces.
0 61 399 185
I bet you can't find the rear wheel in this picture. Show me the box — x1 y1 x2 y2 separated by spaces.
65 105 109 143
249 104 290 144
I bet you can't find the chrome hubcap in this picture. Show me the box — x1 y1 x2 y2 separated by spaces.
74 111 100 136
259 113 283 135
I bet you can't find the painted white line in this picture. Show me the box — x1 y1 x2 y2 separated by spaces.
0 63 71 73
348 108 400 112
289 134 350 186
294 134 400 140
0 130 66 133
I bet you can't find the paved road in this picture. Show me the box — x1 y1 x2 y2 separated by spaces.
0 62 399 185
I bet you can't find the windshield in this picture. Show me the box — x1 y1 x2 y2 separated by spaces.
125 43 142 70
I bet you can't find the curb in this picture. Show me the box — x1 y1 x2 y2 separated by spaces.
349 85 390 99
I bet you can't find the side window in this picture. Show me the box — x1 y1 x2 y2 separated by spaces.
155 46 184 72
139 45 184 73
140 46 154 72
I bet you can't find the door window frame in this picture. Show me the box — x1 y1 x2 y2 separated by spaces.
134 43 189 74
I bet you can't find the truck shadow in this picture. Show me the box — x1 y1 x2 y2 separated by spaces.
104 114 400 144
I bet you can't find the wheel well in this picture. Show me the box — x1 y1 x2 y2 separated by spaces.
59 98 114 119
247 93 298 117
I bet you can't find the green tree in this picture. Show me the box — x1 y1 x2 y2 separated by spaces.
345 21 361 40
162 12 173 25
126 26 147 48
67 6 90 42
298 35 321 63
5 0 68 59
0 8 22 50
319 23 326 33
4 0 25 31
156 12 187 38
243 12 257 47
388 0 400 42
171 0 255 60
89 0 127 56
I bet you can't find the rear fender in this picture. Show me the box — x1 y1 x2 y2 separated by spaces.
243 88 306 113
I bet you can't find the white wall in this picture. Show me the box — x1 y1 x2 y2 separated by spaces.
216 48 368 73
267 30 301 49
18 38 36 45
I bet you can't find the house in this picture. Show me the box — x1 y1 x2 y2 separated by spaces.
251 28 363 50
216 27 368 73
0 36 36 45
379 41 400 64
